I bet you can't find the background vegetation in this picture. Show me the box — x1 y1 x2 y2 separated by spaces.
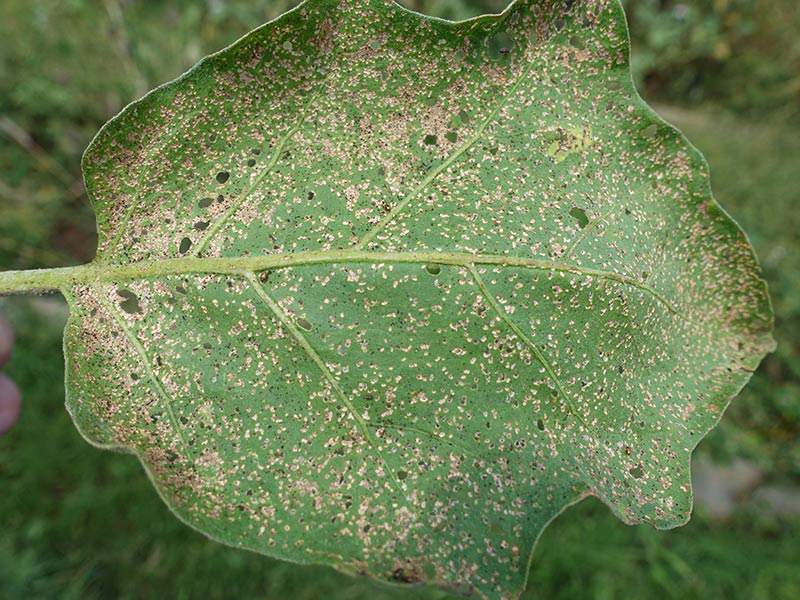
1 0 798 598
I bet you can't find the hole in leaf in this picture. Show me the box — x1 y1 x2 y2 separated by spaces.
179 237 192 254
296 317 312 331
198 197 213 208
216 171 230 184
425 264 441 275
247 158 256 167
629 466 644 479
423 134 437 146
397 470 407 480
194 221 209 231
537 418 545 431
117 289 141 314
642 124 658 139
445 131 458 143
569 207 589 228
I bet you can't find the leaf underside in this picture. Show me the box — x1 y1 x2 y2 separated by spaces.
64 1 773 598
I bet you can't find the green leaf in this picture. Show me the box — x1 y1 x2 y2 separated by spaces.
0 0 775 598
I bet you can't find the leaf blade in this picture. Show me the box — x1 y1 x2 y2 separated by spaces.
63 1 775 598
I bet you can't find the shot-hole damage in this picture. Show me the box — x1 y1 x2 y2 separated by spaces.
425 263 442 275
569 207 589 229
0 2 773 599
116 289 141 314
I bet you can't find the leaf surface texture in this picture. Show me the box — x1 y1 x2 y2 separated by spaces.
65 1 774 597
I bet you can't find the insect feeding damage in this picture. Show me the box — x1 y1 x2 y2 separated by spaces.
32 0 776 599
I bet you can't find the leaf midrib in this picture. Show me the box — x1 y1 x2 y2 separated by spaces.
0 249 683 318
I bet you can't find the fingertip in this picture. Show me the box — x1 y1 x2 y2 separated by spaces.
0 373 21 436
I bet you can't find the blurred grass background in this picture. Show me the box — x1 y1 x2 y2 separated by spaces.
0 0 798 598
